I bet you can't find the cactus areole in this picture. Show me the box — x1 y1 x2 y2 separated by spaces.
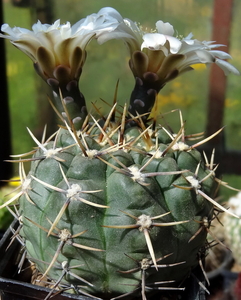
0 6 240 300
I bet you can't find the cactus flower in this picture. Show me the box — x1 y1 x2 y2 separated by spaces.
96 8 240 120
0 7 123 129
0 8 121 83
105 14 240 78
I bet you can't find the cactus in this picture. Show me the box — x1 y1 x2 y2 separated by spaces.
223 192 241 266
0 7 240 300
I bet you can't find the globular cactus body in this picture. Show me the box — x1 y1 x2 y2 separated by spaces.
19 121 214 299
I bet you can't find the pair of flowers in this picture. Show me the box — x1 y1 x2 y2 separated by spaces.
1 6 239 89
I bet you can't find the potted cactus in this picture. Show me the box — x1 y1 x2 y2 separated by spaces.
0 7 240 300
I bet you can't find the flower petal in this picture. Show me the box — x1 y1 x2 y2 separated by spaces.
36 46 56 78
12 39 40 61
215 59 240 75
195 50 215 63
165 36 182 54
69 46 85 80
156 54 185 82
131 51 149 77
156 20 174 36
146 49 166 73
209 50 232 60
97 7 124 22
141 33 166 50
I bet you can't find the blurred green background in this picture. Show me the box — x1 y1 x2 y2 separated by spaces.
0 0 241 230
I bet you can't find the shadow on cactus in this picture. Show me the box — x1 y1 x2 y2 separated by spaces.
0 6 240 300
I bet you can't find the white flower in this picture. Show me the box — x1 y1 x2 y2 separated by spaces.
0 7 121 82
95 8 239 121
103 13 240 82
0 7 124 130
